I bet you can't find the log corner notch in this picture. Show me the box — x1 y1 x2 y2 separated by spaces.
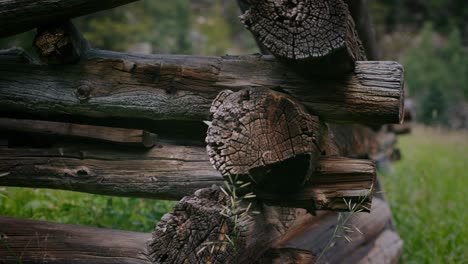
33 20 90 64
239 0 366 75
206 87 376 211
207 87 321 194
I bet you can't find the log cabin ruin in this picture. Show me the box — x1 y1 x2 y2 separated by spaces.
0 0 413 263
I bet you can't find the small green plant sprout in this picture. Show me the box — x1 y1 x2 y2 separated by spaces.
0 233 22 264
197 175 258 264
316 185 374 263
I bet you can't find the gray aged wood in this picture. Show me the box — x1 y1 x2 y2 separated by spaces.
0 117 157 147
0 0 139 37
147 186 311 264
239 0 366 74
33 20 90 64
0 216 151 264
347 230 403 264
206 88 321 193
0 141 375 210
274 198 394 263
0 48 404 125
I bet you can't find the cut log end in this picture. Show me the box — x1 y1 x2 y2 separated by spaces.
206 88 321 193
240 0 348 60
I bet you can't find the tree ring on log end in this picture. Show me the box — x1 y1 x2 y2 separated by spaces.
206 87 321 194
240 0 348 60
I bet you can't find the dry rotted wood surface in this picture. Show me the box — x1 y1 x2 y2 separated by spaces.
0 216 151 264
33 20 90 64
239 0 366 74
0 117 157 147
0 48 404 125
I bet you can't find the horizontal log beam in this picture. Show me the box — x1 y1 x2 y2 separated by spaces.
0 48 404 125
0 216 151 264
0 0 139 38
273 198 392 263
0 142 374 211
0 117 157 148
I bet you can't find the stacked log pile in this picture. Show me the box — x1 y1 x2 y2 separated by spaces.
0 0 406 263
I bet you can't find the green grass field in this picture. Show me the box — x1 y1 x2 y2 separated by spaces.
0 126 467 262
381 126 467 263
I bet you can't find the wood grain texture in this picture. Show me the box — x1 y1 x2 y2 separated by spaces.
0 0 138 37
0 141 374 210
0 215 151 264
206 88 321 193
0 48 404 125
33 20 90 64
147 186 311 264
273 198 391 263
239 0 366 74
347 230 403 264
0 117 157 147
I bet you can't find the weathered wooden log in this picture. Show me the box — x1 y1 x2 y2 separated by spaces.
0 0 139 38
0 216 151 264
346 230 403 264
0 48 404 125
239 0 366 74
0 140 374 210
206 88 321 194
273 198 393 263
33 20 90 64
0 117 157 147
148 187 387 263
147 186 311 263
255 248 315 264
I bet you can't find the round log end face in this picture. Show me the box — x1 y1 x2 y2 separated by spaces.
240 0 348 60
206 88 321 192
147 186 241 263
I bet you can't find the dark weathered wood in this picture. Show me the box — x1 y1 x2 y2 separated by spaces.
147 186 311 264
0 0 139 38
273 198 392 263
346 0 380 60
33 20 90 64
239 0 366 74
207 88 321 194
148 189 388 264
0 140 374 210
0 117 157 147
0 215 151 264
0 48 404 125
258 157 375 212
255 248 315 264
346 230 403 264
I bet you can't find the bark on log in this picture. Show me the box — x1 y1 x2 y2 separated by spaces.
255 248 315 264
0 48 404 125
0 0 139 38
0 216 151 264
33 20 90 64
0 117 157 148
0 141 374 210
239 0 366 74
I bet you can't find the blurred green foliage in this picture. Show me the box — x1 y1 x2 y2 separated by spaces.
75 0 192 54
382 127 468 263
0 187 175 232
404 23 468 125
